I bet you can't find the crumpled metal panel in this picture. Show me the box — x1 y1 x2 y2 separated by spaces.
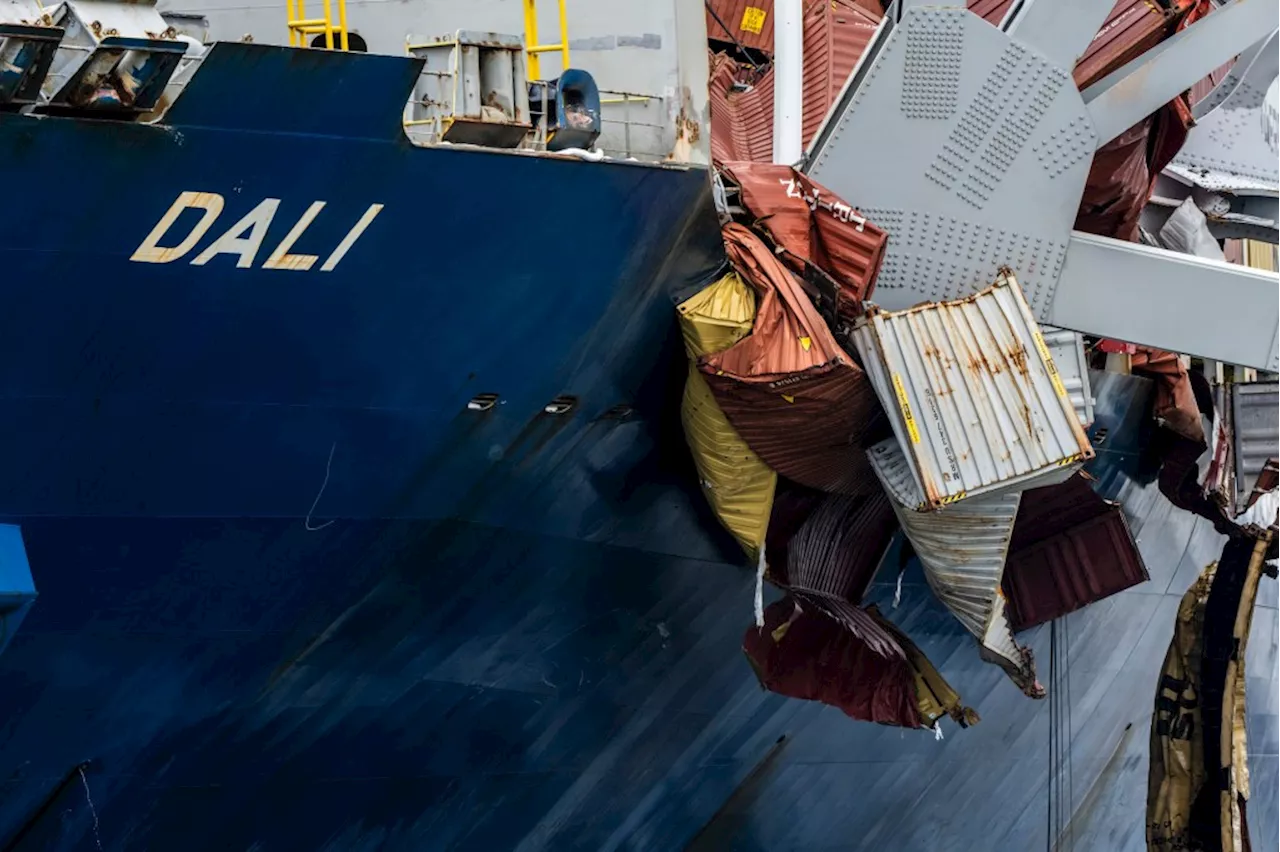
743 597 976 730
701 223 887 495
719 161 888 310
867 437 1041 696
849 272 1093 510
1232 380 1279 512
744 597 922 728
708 52 774 165
677 272 777 562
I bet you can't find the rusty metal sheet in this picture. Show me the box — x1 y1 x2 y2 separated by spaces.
850 271 1094 510
867 437 1042 696
1232 380 1279 513
706 0 776 54
1130 346 1205 444
701 223 888 495
709 52 774 165
720 161 887 311
707 2 879 166
1002 474 1149 631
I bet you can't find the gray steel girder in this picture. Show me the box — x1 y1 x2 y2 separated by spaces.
1166 29 1279 200
806 1 1280 370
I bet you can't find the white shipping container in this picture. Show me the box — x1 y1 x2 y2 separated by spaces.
850 270 1094 511
867 439 1041 697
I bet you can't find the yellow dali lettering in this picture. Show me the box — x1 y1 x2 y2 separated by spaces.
131 191 384 271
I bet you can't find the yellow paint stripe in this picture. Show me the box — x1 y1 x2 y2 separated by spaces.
892 373 921 444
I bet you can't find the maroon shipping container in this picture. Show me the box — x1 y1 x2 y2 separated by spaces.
1003 475 1150 631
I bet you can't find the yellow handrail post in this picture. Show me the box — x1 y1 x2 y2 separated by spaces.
523 0 541 79
557 0 569 71
523 0 570 80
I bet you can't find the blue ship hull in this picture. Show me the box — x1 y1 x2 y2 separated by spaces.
0 44 1275 852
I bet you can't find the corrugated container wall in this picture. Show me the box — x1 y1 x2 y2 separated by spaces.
850 273 1094 510
1233 381 1279 512
867 439 1039 695
707 0 880 164
800 1 880 143
706 0 777 53
1002 475 1149 631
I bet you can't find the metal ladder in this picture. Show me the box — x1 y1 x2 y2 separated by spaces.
523 0 569 79
287 0 350 50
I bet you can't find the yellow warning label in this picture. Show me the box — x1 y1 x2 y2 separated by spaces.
799 335 811 351
781 394 795 404
741 6 767 34
1032 330 1069 400
938 491 968 506
892 373 921 444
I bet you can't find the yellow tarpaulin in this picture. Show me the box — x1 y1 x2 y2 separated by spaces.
677 272 776 562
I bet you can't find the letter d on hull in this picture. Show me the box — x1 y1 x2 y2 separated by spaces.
130 191 226 264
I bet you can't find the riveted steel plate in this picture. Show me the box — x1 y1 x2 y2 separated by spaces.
809 6 1096 320
1170 31 1279 197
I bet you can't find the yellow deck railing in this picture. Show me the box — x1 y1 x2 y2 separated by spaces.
287 0 350 50
523 0 569 79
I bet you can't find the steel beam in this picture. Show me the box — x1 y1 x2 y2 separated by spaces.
1083 0 1278 148
1050 232 1280 371
1193 31 1276 120
1002 0 1116 70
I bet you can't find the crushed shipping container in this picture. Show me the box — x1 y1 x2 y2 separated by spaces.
706 0 776 55
1002 473 1149 632
849 271 1093 510
867 438 1042 697
743 597 975 729
719 161 887 317
1149 531 1274 852
700 223 888 495
677 271 777 562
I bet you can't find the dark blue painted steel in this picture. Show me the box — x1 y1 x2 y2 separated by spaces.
0 42 770 851
0 525 34 658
